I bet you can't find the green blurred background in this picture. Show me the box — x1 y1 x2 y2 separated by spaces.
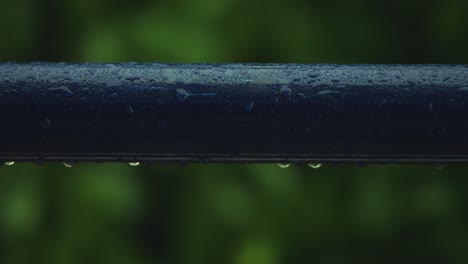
1 0 468 263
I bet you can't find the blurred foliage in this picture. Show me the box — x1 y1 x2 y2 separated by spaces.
1 0 468 263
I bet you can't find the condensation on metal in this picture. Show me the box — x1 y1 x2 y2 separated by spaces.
0 63 467 163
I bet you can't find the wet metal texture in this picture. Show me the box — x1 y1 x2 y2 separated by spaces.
0 62 467 163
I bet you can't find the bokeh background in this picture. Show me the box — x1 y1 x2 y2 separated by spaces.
1 0 468 263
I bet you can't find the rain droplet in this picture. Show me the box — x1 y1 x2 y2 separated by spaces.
245 100 254 112
63 162 74 168
316 90 340 96
106 79 122 88
297 93 306 99
42 118 51 128
129 162 140 166
108 65 122 75
124 75 140 81
87 68 97 75
125 105 134 115
277 163 290 168
308 163 322 169
48 86 74 96
279 85 292 97
4 161 14 166
176 88 190 103
307 72 320 78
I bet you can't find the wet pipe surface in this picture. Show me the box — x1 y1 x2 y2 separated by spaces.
0 63 467 163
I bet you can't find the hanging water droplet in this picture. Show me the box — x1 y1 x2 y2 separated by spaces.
4 161 14 166
63 162 74 168
277 163 290 168
129 162 140 166
434 163 444 170
357 161 367 167
308 163 322 169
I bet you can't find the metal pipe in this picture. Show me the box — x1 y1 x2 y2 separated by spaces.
0 62 467 164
